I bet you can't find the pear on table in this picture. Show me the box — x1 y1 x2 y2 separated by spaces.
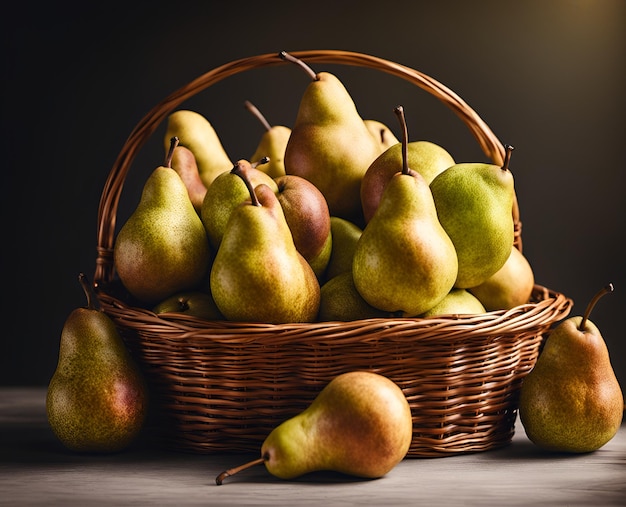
47 273 148 453
519 283 624 453
114 137 212 304
352 106 458 316
216 371 413 484
245 100 291 179
209 166 320 324
281 51 381 226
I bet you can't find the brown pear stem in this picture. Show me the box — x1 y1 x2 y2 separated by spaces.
78 272 101 312
215 456 267 485
502 144 514 171
231 162 261 207
393 105 410 175
251 156 270 169
279 50 318 81
579 283 614 330
165 137 180 168
244 100 273 132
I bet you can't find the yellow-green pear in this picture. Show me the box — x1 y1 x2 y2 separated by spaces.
364 119 399 153
469 246 535 310
47 273 147 453
352 107 458 316
210 172 320 324
324 216 363 281
429 145 516 289
216 371 413 483
281 51 381 226
153 290 224 320
519 284 624 453
164 109 232 188
245 100 290 179
114 138 212 304
318 271 392 322
420 288 486 318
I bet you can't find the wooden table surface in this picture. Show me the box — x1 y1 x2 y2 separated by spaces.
1 387 624 506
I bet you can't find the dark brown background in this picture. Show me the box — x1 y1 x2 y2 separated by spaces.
2 0 624 387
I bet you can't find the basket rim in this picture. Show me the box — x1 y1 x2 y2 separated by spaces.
93 49 517 288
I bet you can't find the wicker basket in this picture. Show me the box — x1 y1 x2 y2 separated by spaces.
92 50 572 457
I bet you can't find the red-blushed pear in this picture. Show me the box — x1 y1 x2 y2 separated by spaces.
519 284 624 453
245 100 291 179
281 51 381 227
210 170 320 324
352 106 458 317
468 246 535 311
169 139 207 215
216 371 413 484
274 174 332 279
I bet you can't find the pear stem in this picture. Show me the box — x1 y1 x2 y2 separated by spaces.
215 456 267 485
279 50 318 81
78 272 101 312
393 105 410 175
244 100 273 132
231 162 261 207
165 137 180 168
502 144 514 171
251 156 270 169
579 283 614 331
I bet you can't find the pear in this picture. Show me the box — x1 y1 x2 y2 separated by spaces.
47 273 147 453
352 107 458 316
364 119 399 153
164 109 232 188
153 290 224 320
519 284 624 453
114 138 212 304
245 100 290 178
318 271 392 322
210 171 320 324
169 141 206 214
429 145 516 289
324 216 363 282
275 174 332 279
469 246 535 311
361 139 455 224
420 288 486 318
281 51 381 226
216 371 413 483
200 158 278 250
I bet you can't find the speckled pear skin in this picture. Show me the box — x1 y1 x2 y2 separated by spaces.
47 276 147 453
260 371 413 479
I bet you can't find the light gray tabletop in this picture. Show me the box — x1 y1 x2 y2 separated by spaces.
1 387 624 506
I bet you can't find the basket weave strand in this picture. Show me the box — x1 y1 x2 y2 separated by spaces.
93 50 572 456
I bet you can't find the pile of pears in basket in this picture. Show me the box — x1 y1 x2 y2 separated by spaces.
114 51 534 322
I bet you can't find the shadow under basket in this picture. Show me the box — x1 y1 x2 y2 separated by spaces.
92 50 573 456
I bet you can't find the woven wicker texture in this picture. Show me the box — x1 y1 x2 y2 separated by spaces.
93 50 572 456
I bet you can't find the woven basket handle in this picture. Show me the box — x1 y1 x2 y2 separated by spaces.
94 49 516 287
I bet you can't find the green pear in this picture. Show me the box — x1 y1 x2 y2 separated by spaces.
429 145 516 289
216 371 413 483
200 158 278 250
245 100 290 179
169 141 206 214
153 290 224 320
519 284 624 453
468 246 535 311
318 271 392 321
324 216 363 282
361 139 455 223
281 51 381 226
364 119 399 153
164 109 232 188
47 273 148 453
210 173 320 324
114 138 212 304
420 288 486 318
352 107 458 316
274 174 332 279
